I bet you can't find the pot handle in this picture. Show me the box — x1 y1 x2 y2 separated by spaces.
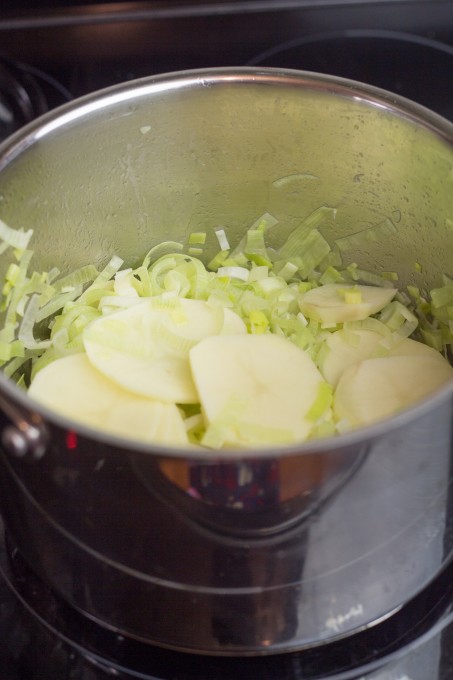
0 392 49 459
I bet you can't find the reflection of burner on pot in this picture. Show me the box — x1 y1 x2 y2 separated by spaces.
248 30 453 121
134 445 368 537
0 56 72 142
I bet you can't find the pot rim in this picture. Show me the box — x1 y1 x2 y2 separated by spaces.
0 66 452 460
1 66 453 166
4 375 448 460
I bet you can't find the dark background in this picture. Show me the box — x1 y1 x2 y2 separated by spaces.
0 0 453 99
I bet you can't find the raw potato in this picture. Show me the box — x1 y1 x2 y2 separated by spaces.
83 296 236 403
153 403 191 445
28 353 188 445
299 284 397 325
189 333 326 447
84 338 198 403
334 354 453 427
389 337 452 362
319 330 450 388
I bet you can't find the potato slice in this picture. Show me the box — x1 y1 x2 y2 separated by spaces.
334 354 453 427
153 405 190 445
189 333 326 447
84 338 197 404
320 330 449 388
83 297 226 403
389 337 451 362
299 284 396 325
28 352 188 445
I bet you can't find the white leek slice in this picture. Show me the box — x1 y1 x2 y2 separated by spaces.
334 354 453 427
189 333 325 447
0 219 33 251
28 352 188 445
299 283 397 324
83 296 226 403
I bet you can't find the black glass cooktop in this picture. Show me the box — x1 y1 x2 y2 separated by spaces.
248 29 453 122
1 2 453 141
1 27 453 149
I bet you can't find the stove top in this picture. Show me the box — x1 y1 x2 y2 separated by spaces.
1 1 453 139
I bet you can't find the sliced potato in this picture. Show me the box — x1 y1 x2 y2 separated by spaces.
83 338 197 403
153 404 191 445
28 352 188 445
83 296 227 403
319 329 383 387
388 337 451 362
320 330 449 388
189 333 325 447
299 283 396 325
334 354 453 427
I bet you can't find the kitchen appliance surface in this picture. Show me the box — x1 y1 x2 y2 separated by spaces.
0 1 453 678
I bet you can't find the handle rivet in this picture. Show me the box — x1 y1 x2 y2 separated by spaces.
1 424 47 459
2 426 28 457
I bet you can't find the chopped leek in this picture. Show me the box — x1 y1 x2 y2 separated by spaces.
277 206 335 260
0 206 450 450
306 382 333 422
188 232 207 245
214 228 230 251
0 219 33 252
335 218 397 252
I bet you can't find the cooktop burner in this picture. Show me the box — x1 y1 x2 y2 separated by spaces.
248 30 453 122
0 26 451 157
0 56 71 143
0 517 453 680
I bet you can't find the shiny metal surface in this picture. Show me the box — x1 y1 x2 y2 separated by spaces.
0 68 452 653
0 391 48 459
1 514 453 679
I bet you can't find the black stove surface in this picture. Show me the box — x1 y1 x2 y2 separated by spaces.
1 1 453 138
0 516 453 680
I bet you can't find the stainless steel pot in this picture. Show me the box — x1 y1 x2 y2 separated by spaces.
0 68 451 655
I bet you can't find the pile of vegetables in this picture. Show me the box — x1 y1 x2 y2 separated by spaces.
0 208 452 449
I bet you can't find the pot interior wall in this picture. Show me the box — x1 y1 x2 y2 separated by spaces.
0 70 451 288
